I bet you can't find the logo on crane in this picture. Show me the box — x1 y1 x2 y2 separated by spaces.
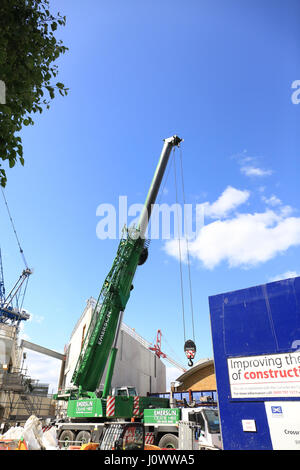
97 311 112 346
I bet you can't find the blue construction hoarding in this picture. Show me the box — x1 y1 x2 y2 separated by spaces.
209 276 300 450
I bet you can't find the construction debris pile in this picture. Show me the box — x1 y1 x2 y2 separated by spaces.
0 415 58 450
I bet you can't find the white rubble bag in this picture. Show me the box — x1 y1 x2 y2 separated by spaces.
23 415 45 450
42 426 59 450
1 425 24 440
0 417 59 450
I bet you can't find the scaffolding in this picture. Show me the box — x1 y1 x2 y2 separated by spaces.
0 366 56 426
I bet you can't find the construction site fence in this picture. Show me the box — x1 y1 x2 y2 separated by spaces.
148 390 217 403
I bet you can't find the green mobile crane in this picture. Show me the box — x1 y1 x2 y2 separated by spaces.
55 136 182 426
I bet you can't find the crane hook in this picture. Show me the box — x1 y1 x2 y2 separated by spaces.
184 339 196 368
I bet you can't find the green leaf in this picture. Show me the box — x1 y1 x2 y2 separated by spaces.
0 0 67 185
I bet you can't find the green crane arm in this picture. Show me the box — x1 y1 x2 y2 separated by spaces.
71 136 182 395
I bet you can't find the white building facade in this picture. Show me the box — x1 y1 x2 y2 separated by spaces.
62 298 166 396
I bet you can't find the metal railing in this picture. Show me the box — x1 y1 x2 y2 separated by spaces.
121 322 151 349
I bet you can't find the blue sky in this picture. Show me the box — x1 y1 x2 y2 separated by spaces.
1 0 300 391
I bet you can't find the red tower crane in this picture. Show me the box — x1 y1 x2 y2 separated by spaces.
149 330 187 372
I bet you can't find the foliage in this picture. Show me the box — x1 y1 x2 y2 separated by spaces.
0 0 68 187
23 377 34 392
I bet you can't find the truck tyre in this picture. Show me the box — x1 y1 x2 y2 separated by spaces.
76 430 91 445
158 433 178 449
59 430 75 448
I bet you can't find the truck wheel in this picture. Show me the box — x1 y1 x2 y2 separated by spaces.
158 434 178 449
59 430 75 448
76 430 91 445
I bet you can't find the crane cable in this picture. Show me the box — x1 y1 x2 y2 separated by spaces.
1 188 29 269
173 147 196 366
179 145 196 343
1 188 31 316
173 147 187 343
162 330 187 370
17 273 30 311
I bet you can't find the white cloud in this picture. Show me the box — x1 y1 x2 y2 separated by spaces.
261 195 293 218
19 332 31 342
232 150 273 178
269 271 300 282
164 237 189 264
201 186 250 219
36 316 44 324
241 166 273 177
18 322 30 342
28 313 45 324
164 188 300 269
165 367 183 391
279 205 293 217
262 195 282 206
23 350 61 394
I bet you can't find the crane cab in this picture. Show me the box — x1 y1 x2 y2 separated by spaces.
111 386 138 398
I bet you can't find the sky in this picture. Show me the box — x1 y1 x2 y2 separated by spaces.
1 0 300 393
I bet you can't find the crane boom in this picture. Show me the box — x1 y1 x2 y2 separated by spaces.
71 136 182 396
2 268 32 308
0 189 32 326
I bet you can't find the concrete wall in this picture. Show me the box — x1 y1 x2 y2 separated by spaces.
63 297 95 387
108 328 165 396
0 324 21 370
63 298 166 395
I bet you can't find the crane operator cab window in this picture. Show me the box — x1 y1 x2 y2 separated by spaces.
113 386 137 397
203 409 220 434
